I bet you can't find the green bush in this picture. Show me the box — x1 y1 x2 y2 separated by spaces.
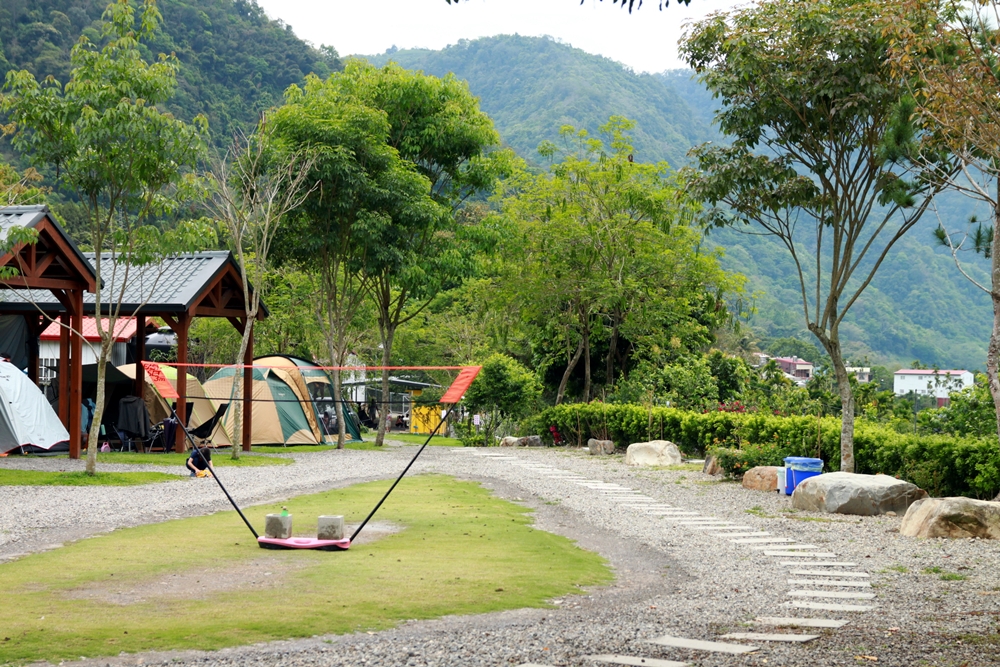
526 402 1000 499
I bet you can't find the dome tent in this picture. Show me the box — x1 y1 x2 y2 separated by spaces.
203 355 361 446
0 360 69 454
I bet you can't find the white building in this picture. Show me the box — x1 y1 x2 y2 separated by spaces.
893 369 973 401
846 367 871 383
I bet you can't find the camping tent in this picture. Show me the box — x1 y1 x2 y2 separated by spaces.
0 360 69 454
203 355 362 446
117 363 233 447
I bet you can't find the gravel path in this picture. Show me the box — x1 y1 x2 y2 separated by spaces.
2 445 999 667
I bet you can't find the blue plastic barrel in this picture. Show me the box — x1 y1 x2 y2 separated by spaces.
784 456 823 494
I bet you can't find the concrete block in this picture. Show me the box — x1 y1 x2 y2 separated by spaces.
317 515 345 540
646 635 758 654
756 616 848 629
265 513 292 539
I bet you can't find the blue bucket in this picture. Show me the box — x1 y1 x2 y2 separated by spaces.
783 456 823 494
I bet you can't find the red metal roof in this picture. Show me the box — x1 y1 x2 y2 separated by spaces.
40 317 141 343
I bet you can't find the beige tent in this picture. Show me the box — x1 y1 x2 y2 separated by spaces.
118 363 233 447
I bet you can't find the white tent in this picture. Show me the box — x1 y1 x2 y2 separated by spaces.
0 360 69 454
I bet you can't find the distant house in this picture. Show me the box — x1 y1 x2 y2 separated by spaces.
846 367 871 383
38 316 157 383
893 369 973 405
773 356 814 381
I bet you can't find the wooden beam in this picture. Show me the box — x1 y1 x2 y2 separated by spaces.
0 276 94 290
227 316 245 335
174 312 190 452
192 306 252 318
68 290 83 459
58 313 70 438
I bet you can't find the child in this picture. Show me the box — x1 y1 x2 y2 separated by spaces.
185 446 214 477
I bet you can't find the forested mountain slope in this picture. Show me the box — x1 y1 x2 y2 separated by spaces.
367 39 993 371
366 35 712 167
0 0 341 147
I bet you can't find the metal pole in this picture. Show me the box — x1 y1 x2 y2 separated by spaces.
351 402 456 542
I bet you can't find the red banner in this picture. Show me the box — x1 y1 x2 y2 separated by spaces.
439 366 482 404
141 361 179 399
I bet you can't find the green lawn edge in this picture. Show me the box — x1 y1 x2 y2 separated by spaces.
0 474 611 665
0 470 180 486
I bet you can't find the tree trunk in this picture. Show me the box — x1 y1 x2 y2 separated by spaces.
333 364 346 449
811 325 855 473
374 323 395 446
556 338 584 405
582 318 591 403
229 321 253 460
987 194 1000 499
606 309 620 386
85 336 112 474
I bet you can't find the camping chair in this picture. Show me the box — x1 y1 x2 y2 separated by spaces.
170 402 195 427
112 425 151 453
188 403 229 447
145 418 177 453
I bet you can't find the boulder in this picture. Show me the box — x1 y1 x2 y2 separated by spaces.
499 436 519 447
742 466 780 492
703 455 722 476
588 438 615 455
517 435 544 447
900 497 1000 540
625 440 682 467
791 472 927 516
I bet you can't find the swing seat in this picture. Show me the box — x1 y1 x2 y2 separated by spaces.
257 536 351 551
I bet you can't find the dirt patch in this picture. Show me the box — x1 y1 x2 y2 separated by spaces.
63 521 402 605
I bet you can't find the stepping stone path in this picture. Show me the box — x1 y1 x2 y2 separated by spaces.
454 449 879 666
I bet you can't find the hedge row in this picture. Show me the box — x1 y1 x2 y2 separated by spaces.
525 403 1000 499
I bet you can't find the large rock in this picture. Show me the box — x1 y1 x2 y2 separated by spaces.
703 455 722 476
517 435 544 447
791 472 927 516
625 440 682 466
742 466 780 492
588 438 615 455
900 497 1000 539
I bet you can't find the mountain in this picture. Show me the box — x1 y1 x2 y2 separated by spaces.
0 0 341 148
364 36 993 371
365 35 713 167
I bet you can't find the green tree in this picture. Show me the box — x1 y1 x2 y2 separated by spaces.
497 117 737 404
2 0 209 472
270 72 440 446
325 60 510 447
464 352 541 445
681 0 953 472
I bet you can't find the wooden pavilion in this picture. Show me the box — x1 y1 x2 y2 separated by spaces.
0 205 266 456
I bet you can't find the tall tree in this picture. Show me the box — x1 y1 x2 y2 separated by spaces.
207 122 316 458
680 0 953 472
499 117 735 404
893 0 1000 480
2 0 209 473
270 73 441 446
326 60 508 446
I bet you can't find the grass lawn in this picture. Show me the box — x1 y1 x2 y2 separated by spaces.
0 469 179 486
378 433 463 447
94 452 291 467
0 474 610 665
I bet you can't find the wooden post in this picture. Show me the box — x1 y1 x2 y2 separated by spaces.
58 312 70 431
174 312 189 452
134 314 145 400
243 320 253 451
68 289 83 459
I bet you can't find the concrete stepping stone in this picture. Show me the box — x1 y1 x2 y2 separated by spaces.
586 655 689 667
648 511 700 516
690 525 751 531
788 590 876 600
781 561 857 567
756 616 849 629
751 544 821 550
676 519 728 525
789 600 875 612
766 551 837 557
790 570 868 578
714 532 770 538
788 578 871 587
732 537 794 544
719 632 819 643
646 635 758 654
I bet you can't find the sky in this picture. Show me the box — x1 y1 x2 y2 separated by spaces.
253 0 747 74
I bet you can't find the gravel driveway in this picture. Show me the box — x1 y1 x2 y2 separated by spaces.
2 445 998 667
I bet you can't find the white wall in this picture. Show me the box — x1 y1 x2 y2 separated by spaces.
893 371 973 399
